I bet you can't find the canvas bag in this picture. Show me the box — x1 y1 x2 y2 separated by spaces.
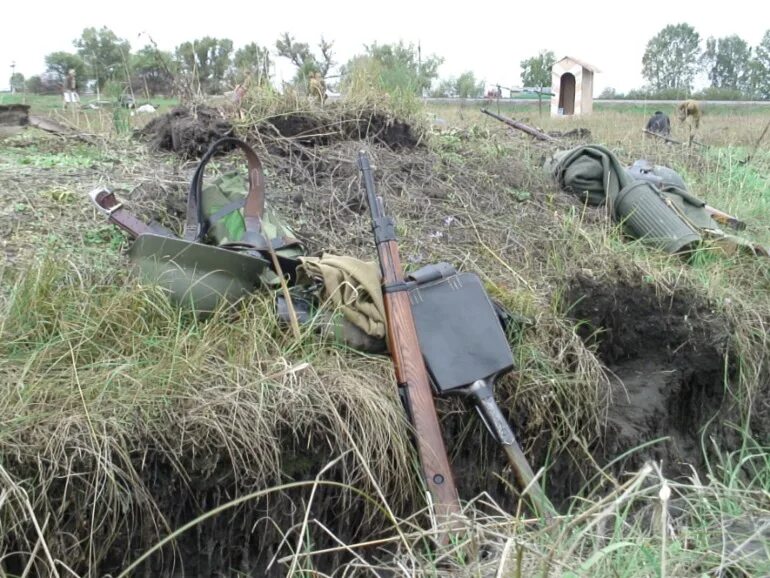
126 137 304 315
189 137 305 261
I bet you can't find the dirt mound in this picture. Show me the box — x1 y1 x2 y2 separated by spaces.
0 104 29 139
0 104 29 127
565 272 734 479
256 108 419 150
2 438 396 578
138 106 235 158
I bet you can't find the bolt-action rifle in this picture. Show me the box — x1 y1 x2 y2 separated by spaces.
357 151 464 534
359 151 555 521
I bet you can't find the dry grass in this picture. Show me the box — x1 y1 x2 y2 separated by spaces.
0 257 416 573
1 94 769 576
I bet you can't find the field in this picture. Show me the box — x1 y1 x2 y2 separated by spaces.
1 92 769 577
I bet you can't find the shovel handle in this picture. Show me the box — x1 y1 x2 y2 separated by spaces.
467 380 554 518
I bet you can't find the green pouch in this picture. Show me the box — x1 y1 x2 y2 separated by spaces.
130 137 302 314
200 171 304 261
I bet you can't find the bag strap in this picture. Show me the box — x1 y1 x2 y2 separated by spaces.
206 197 246 229
185 137 266 243
89 187 176 239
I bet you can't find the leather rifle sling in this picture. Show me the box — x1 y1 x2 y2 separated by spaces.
193 138 300 337
89 188 173 239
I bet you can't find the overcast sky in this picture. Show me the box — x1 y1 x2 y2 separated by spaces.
2 0 767 94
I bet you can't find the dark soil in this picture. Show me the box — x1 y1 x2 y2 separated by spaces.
562 272 735 492
3 445 392 577
138 106 235 159
258 109 419 150
138 105 418 161
0 104 29 127
1 411 537 578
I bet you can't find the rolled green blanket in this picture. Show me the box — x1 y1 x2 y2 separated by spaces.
547 144 633 206
546 145 713 253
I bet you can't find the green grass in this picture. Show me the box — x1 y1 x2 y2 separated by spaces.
1 94 770 576
0 140 107 169
689 147 770 243
0 92 179 113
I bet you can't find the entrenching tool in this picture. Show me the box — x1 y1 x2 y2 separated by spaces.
126 233 271 314
406 264 555 518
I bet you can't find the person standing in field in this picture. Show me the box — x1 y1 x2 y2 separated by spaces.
63 69 80 109
309 72 327 104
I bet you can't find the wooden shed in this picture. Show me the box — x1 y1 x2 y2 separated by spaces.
550 56 600 117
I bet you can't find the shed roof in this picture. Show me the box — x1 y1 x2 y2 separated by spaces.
556 56 601 73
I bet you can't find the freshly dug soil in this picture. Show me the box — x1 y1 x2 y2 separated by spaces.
138 106 235 158
257 109 419 150
3 440 392 578
565 272 734 482
0 104 29 127
0 104 29 138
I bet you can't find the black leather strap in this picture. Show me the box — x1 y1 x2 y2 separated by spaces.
186 137 266 242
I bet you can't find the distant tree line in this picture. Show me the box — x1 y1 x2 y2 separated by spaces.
19 24 770 102
19 27 472 102
600 24 770 100
25 27 274 98
17 29 563 104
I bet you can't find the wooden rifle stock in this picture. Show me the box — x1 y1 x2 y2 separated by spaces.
357 151 463 530
704 205 747 231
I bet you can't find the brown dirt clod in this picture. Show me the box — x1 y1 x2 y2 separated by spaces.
257 109 419 150
138 105 235 158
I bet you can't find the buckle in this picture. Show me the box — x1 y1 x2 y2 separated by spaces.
88 187 123 216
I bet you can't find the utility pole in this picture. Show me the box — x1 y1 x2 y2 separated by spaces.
10 61 16 93
418 40 423 98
